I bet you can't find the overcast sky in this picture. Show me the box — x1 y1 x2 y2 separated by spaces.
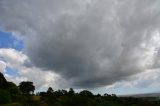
1 0 160 95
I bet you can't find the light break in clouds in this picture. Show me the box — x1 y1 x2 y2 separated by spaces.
0 0 160 89
0 48 67 90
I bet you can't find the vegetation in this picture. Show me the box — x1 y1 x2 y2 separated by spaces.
0 72 160 106
19 81 35 95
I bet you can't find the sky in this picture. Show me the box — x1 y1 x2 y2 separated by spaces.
1 0 160 95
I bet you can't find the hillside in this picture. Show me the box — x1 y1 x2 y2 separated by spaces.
121 92 160 98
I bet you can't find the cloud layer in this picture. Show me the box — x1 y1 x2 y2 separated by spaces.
1 0 160 88
0 48 67 90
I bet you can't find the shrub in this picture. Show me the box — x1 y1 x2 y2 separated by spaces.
0 89 11 104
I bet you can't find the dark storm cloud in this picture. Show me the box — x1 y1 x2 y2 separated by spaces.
1 0 160 88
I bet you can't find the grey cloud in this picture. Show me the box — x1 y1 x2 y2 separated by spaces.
0 0 160 88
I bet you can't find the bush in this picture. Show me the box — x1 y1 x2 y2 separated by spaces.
0 89 11 104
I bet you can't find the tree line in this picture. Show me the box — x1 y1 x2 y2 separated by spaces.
0 72 160 106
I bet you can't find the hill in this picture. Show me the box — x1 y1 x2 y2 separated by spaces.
120 92 160 98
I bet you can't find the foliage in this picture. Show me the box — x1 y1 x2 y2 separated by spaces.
0 72 160 106
0 72 8 89
68 88 74 96
18 81 35 95
47 87 54 94
7 82 21 98
79 90 93 97
0 89 11 104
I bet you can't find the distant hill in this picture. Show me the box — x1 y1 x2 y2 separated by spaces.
120 92 160 98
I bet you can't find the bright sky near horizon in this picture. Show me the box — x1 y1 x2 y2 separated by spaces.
1 0 160 95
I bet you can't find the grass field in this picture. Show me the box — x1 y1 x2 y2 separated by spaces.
32 96 41 101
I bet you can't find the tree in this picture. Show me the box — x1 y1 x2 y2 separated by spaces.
0 72 8 89
61 89 67 95
7 82 20 95
18 81 35 95
0 89 11 104
79 90 93 97
68 88 74 96
47 87 54 94
7 82 21 102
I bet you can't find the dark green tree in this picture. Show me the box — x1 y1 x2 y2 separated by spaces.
47 87 54 94
61 89 68 95
7 82 20 94
18 81 35 95
0 72 8 89
68 88 74 96
79 90 93 97
0 89 11 104
7 82 21 102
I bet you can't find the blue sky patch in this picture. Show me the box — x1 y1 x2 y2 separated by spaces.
5 66 19 77
0 31 24 51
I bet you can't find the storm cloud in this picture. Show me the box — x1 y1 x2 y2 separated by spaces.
1 0 160 88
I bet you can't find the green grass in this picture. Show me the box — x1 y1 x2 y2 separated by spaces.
32 96 41 101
